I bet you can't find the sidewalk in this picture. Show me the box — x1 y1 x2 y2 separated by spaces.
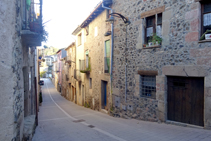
33 78 211 141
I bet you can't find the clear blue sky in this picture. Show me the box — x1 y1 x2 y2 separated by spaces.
42 0 102 48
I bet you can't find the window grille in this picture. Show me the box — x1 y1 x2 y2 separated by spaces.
140 75 156 99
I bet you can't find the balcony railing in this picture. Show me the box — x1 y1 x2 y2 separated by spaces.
79 58 91 73
104 57 110 73
66 56 72 65
23 1 42 33
74 69 81 81
21 0 43 46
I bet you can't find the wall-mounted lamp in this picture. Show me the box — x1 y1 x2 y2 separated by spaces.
106 12 131 26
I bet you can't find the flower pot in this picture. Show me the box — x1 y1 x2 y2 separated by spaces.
205 34 211 40
148 42 153 46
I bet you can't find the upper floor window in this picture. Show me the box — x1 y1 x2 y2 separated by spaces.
145 13 162 46
141 6 165 47
200 1 211 40
104 40 110 73
78 33 82 46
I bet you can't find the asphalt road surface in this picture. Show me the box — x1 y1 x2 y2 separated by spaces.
32 78 211 141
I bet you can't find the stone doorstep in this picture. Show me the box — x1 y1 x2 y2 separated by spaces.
166 120 204 129
101 109 108 114
23 115 36 141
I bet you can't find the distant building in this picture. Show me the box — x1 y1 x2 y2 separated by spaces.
62 43 76 102
72 1 112 111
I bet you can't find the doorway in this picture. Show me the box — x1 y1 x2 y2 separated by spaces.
167 76 204 126
101 81 108 109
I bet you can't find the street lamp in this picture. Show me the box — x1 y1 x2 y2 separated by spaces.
106 12 131 26
106 12 130 103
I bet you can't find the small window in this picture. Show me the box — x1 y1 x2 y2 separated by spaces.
201 1 211 38
140 75 156 99
78 33 82 46
89 78 92 89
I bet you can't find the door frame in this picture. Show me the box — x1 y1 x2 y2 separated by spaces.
159 65 209 128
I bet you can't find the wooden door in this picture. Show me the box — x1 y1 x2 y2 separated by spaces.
72 86 74 101
167 76 204 126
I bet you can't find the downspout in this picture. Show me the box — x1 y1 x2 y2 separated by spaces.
102 2 114 107
125 26 127 103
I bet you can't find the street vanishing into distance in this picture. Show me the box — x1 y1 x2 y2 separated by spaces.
32 79 211 141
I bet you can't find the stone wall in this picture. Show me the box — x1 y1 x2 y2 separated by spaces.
0 0 38 140
112 0 211 128
0 0 24 140
84 9 111 111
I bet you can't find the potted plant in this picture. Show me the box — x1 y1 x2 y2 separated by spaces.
200 29 211 40
148 33 162 46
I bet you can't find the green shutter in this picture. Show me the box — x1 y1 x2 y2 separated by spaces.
105 40 110 57
26 0 31 10
105 40 110 73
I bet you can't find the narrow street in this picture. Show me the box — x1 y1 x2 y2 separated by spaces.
33 79 211 141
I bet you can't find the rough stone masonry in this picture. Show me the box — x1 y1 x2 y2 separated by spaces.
111 0 211 129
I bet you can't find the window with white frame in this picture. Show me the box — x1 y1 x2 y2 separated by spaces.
140 75 156 99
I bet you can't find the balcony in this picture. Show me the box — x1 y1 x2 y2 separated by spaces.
21 0 43 47
79 58 91 73
74 69 81 81
65 56 72 65
104 57 110 73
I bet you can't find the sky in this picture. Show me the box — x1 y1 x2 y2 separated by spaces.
42 0 102 48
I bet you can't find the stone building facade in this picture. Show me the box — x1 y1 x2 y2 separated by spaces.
72 2 112 111
0 0 42 140
111 0 211 129
63 43 77 102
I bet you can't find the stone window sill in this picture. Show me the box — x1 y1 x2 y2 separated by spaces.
198 39 211 43
140 95 156 100
143 45 161 49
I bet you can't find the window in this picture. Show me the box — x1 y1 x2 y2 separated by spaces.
86 54 89 69
201 1 211 38
89 78 92 89
104 40 110 73
140 75 156 99
145 13 162 44
78 33 82 46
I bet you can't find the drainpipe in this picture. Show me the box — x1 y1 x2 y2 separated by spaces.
102 2 114 107
125 26 128 103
